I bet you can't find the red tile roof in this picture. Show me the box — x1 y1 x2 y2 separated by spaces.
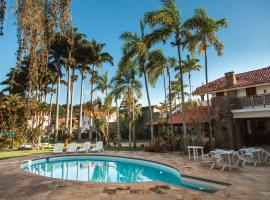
149 107 208 125
193 66 270 95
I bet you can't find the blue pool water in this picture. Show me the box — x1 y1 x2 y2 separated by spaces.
21 155 216 192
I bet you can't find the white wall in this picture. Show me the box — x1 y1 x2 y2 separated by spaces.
237 89 246 97
256 85 270 95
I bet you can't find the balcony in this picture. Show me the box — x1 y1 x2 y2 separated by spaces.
232 94 270 109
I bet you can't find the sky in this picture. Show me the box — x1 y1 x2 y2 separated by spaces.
0 0 270 106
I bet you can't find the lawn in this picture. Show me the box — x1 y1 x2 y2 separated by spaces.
0 145 143 160
0 149 53 160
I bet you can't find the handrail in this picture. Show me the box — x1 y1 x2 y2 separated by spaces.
232 94 270 109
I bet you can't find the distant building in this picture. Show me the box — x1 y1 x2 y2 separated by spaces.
149 107 208 135
193 66 270 148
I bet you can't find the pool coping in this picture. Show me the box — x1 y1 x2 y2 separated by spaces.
20 153 231 190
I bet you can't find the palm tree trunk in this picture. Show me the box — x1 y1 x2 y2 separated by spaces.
143 71 154 145
189 71 192 101
69 76 75 134
55 66 61 142
89 65 95 141
48 84 54 127
166 66 173 134
163 70 169 130
65 64 71 132
176 39 187 151
204 50 213 146
132 87 136 148
78 72 84 140
105 89 110 147
133 121 136 148
116 99 120 146
128 121 132 148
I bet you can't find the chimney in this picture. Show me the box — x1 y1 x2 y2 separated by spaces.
224 71 236 88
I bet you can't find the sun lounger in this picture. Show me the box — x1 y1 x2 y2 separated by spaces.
91 141 104 152
53 143 63 153
66 142 77 152
77 142 91 152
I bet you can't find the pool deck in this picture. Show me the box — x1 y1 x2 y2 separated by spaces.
0 151 269 200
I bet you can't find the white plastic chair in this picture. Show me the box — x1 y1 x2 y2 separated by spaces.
66 142 77 152
78 142 91 152
53 143 63 153
208 151 225 170
239 148 258 167
260 149 270 163
91 141 104 152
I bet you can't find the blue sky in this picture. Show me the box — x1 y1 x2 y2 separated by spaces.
0 0 270 106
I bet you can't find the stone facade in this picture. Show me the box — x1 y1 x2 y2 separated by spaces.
211 96 243 149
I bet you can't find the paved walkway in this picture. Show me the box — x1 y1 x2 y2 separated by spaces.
0 151 269 200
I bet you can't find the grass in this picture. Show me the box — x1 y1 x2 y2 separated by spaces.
0 144 143 160
104 146 144 151
0 149 53 160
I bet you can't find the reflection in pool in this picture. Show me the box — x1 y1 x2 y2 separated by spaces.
21 156 217 192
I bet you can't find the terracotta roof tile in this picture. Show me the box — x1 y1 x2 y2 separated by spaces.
193 66 270 95
149 107 208 125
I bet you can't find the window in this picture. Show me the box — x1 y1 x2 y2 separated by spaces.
216 92 224 97
246 87 256 96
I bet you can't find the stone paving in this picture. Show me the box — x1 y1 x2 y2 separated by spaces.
0 151 269 200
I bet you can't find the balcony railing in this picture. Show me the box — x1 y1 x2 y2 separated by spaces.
231 94 270 109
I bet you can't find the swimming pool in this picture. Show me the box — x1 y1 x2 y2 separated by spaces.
21 155 217 192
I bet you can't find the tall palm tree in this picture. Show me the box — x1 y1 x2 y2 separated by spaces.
111 60 142 147
64 28 87 133
88 40 113 140
69 66 78 134
94 71 112 145
77 64 90 139
119 20 161 145
178 55 201 100
144 0 188 148
50 33 67 142
184 8 227 145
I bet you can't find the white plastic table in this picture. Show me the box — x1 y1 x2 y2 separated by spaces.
187 146 204 160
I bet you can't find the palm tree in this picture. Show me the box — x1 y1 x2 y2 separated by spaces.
94 71 112 145
111 60 142 147
184 8 227 145
144 0 188 148
88 40 113 140
178 55 201 100
50 33 67 142
64 28 87 133
69 66 78 134
119 20 162 145
77 64 90 139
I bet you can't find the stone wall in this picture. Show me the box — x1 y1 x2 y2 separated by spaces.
211 96 243 149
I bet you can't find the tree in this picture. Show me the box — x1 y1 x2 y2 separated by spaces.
178 55 201 100
94 72 112 145
50 33 67 142
77 64 90 139
88 40 113 140
119 20 162 145
144 0 188 148
184 8 227 145
111 60 142 147
0 0 7 36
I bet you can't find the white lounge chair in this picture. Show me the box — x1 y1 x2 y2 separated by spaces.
53 143 63 153
66 142 77 152
78 142 91 152
91 141 104 152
